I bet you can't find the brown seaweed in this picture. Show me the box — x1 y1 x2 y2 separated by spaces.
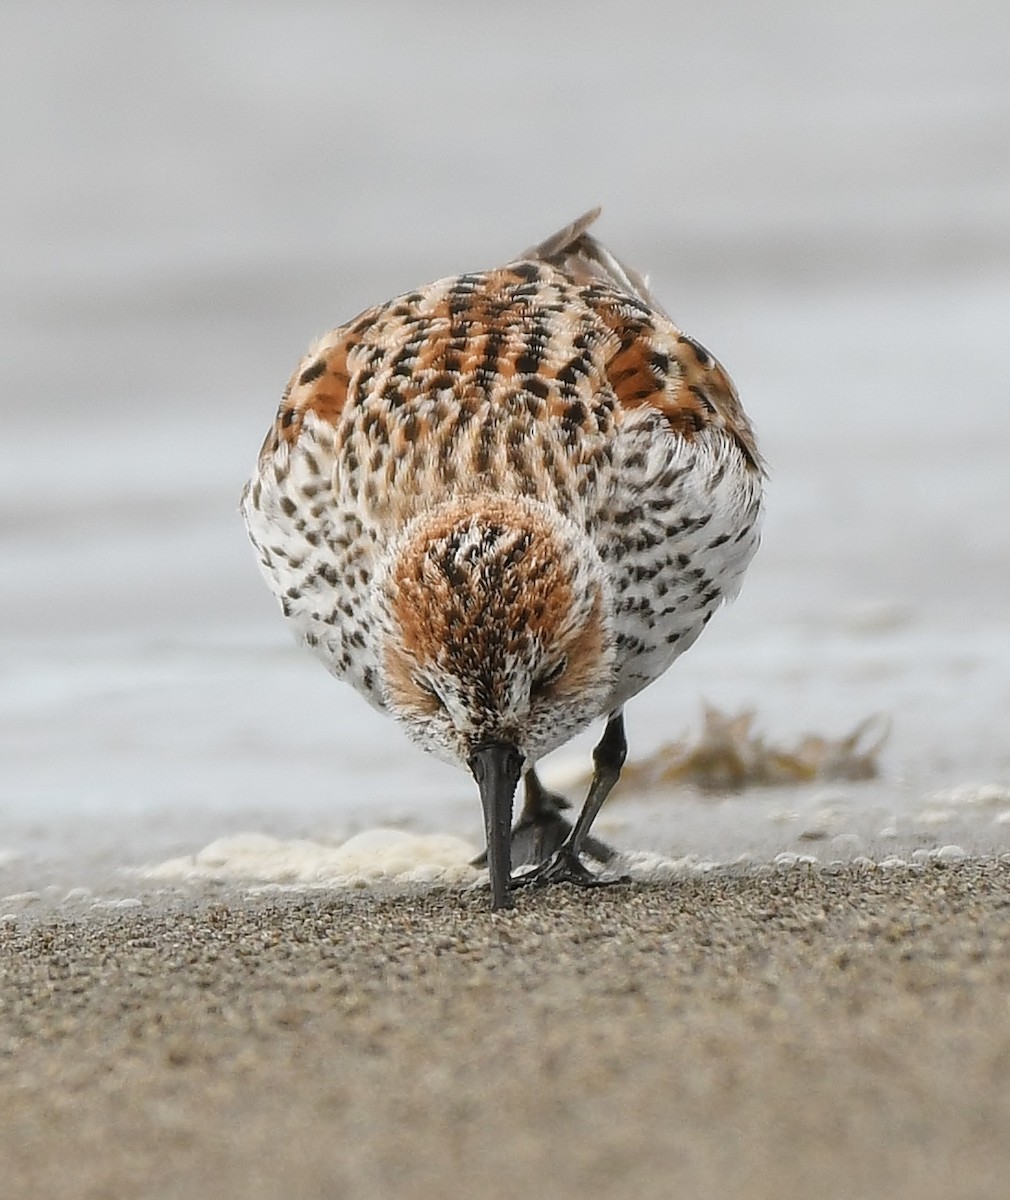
615 706 890 795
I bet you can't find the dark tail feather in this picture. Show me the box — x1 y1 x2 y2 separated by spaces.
517 207 661 311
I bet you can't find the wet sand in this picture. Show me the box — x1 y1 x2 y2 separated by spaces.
3 862 1010 1200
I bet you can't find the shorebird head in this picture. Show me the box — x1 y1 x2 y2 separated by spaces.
378 494 617 769
377 494 617 909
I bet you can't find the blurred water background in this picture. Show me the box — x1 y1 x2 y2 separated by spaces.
2 1 1009 902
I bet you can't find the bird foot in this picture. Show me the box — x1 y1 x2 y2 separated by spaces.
509 848 631 891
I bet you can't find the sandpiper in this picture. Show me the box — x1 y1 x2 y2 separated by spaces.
241 209 763 909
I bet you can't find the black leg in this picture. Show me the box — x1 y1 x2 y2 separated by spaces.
511 710 629 891
470 765 618 870
509 768 571 866
568 710 628 859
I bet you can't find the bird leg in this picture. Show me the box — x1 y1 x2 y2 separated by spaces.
514 767 618 867
470 766 617 871
511 710 629 890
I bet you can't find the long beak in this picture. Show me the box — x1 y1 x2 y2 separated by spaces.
468 741 523 911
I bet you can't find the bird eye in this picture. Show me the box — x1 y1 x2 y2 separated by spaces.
414 677 446 711
531 659 566 699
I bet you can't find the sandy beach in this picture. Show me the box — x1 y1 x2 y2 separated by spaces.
4 862 1010 1200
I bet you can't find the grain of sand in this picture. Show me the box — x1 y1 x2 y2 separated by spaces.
3 862 1010 1200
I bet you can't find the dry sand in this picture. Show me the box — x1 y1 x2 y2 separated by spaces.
3 862 1010 1200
